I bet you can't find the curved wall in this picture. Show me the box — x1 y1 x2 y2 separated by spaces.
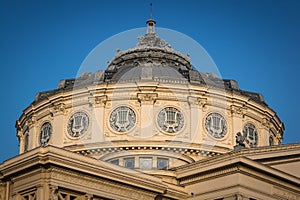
16 80 284 170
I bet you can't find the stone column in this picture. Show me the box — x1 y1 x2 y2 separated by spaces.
48 185 58 200
5 181 11 200
36 184 43 200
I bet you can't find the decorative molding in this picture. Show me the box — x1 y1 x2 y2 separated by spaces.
272 186 299 200
89 95 107 107
49 184 58 200
230 105 247 117
137 93 158 104
16 122 23 140
26 115 37 127
50 103 66 115
187 96 198 106
75 146 221 160
261 117 271 129
50 168 156 200
179 164 239 185
187 96 207 108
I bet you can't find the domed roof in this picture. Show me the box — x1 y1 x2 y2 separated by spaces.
16 14 284 179
33 18 266 106
103 31 193 84
109 65 188 84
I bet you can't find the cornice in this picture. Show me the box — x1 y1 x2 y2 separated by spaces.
174 143 300 171
64 141 230 159
0 146 188 199
49 167 158 200
238 143 300 160
178 156 300 194
175 143 300 188
17 80 283 130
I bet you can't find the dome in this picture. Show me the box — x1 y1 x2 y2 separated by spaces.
103 31 193 84
16 17 284 180
109 65 188 83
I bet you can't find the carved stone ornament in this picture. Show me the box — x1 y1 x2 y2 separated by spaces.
39 122 52 146
157 107 184 133
205 113 227 139
109 106 136 133
95 95 107 105
230 105 247 117
67 112 89 138
188 96 207 107
235 132 244 145
26 115 36 126
89 95 107 106
243 123 258 147
50 103 66 114
136 33 172 49
49 185 58 200
234 132 246 150
137 93 157 104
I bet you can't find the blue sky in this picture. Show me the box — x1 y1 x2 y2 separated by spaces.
0 0 299 162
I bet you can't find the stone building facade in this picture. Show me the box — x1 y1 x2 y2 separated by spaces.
0 16 299 200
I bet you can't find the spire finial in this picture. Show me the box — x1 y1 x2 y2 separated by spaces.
146 3 156 34
150 3 153 19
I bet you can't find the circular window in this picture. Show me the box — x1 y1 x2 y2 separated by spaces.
39 122 52 146
157 107 184 133
205 113 227 139
243 123 258 147
67 112 89 137
109 106 136 132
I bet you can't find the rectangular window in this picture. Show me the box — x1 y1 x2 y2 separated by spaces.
157 158 169 170
139 157 152 170
110 159 119 165
124 157 135 169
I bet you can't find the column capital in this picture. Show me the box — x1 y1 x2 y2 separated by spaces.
230 105 247 117
137 93 158 105
89 95 107 107
188 96 207 107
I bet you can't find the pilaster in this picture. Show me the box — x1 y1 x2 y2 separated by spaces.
188 96 206 143
89 95 107 142
137 93 157 139
230 104 247 146
50 103 66 147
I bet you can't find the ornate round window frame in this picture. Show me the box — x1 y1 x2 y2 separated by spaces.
39 122 52 146
66 111 90 139
243 122 258 148
109 106 137 133
156 106 185 134
205 112 228 139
